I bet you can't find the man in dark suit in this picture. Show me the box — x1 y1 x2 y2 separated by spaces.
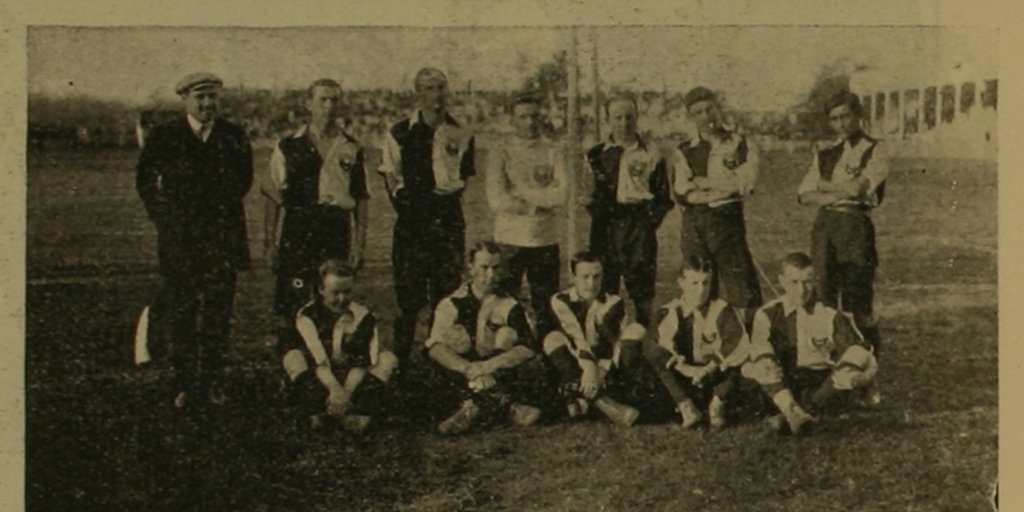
135 72 254 409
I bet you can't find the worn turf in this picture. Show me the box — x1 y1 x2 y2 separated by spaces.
26 144 996 511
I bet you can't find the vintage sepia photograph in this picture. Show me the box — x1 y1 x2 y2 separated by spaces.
24 24 997 510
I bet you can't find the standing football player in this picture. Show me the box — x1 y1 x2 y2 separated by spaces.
584 96 674 326
263 78 369 342
135 72 253 408
486 92 568 339
378 67 475 363
673 86 762 324
797 91 887 366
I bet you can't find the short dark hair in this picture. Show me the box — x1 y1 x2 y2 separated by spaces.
604 94 639 117
684 86 717 109
414 67 448 91
679 254 714 277
508 92 542 114
570 251 603 274
780 252 814 272
318 258 356 285
308 78 341 99
824 90 863 118
468 240 503 264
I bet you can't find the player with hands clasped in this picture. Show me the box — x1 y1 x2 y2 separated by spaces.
673 86 762 324
542 252 648 427
583 96 674 326
485 93 568 340
424 242 546 436
643 255 753 430
278 259 397 433
742 252 879 436
797 92 887 362
378 67 476 364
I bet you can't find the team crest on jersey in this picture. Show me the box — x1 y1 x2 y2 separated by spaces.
444 141 461 156
628 159 649 178
533 164 554 186
701 332 719 345
843 163 863 177
811 337 832 349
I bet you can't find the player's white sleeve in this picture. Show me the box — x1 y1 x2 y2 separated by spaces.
424 299 459 350
485 147 528 214
672 147 696 197
734 137 759 196
796 151 820 198
262 143 287 201
377 129 403 193
861 140 889 205
296 315 330 367
747 309 775 362
656 308 683 368
550 295 593 358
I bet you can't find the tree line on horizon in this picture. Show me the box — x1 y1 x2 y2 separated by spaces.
28 55 852 150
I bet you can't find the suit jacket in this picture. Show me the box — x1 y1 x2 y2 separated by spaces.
136 116 253 277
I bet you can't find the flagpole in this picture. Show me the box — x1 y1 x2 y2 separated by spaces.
566 28 582 259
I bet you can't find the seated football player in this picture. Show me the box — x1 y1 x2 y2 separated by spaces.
643 255 753 430
279 259 398 433
424 241 546 436
542 251 648 427
742 252 879 435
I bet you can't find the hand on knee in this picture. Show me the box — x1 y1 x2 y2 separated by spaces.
542 331 570 355
369 351 399 383
620 323 646 342
741 358 783 386
282 350 309 382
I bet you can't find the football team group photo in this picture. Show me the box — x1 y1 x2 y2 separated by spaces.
26 25 997 511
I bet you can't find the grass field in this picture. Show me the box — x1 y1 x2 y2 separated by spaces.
26 141 997 511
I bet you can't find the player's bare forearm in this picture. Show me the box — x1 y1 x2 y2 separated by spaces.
701 177 742 196
342 366 367 393
428 343 473 375
482 345 534 373
816 177 868 198
799 190 847 207
314 364 345 394
685 189 734 204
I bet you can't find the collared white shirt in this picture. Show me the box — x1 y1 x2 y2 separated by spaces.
187 114 214 142
749 298 856 370
268 125 363 210
672 130 759 208
797 133 888 208
377 110 472 196
486 136 567 247
602 135 660 204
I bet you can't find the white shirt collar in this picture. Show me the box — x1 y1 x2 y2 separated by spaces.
186 114 213 134
689 126 738 148
409 109 457 128
606 134 643 151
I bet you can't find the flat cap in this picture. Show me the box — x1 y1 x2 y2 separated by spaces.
175 72 223 95
683 86 716 108
823 90 862 116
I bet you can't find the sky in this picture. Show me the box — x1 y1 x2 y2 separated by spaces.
27 26 997 112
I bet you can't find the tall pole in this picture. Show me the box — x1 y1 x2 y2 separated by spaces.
566 28 583 259
590 30 601 142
